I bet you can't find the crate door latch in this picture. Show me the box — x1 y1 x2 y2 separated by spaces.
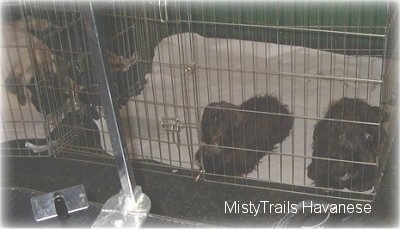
161 116 184 145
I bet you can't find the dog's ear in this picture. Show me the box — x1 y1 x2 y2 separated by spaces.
6 75 28 106
381 110 390 123
307 162 316 180
29 88 41 113
216 101 242 129
231 109 243 129
371 106 390 123
201 105 219 129
200 105 220 143
15 86 27 106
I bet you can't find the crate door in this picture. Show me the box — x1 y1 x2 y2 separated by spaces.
115 3 201 172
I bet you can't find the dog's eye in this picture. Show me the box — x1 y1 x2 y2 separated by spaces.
364 132 374 145
212 115 218 123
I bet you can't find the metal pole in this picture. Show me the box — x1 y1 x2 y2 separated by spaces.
81 2 135 198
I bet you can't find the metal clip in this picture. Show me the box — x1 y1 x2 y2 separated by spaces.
195 169 204 182
161 116 183 144
150 0 168 23
184 63 196 75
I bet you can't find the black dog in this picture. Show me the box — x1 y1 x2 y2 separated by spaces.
195 95 294 176
307 98 387 191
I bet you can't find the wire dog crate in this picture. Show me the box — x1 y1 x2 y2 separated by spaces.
1 0 397 209
1 2 144 161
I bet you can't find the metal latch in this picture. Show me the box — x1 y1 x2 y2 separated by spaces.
161 116 183 144
31 184 89 222
150 0 168 23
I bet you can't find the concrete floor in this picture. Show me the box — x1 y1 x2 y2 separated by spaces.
2 139 398 227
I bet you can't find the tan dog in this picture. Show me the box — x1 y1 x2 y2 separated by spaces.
2 16 138 109
2 16 60 106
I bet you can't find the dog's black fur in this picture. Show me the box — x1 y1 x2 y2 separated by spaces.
47 85 104 151
27 77 70 115
1 109 103 155
49 110 103 150
307 97 387 191
195 95 294 176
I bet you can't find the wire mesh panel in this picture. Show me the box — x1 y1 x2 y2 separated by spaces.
1 3 56 157
1 1 396 203
99 2 206 174
1 2 142 163
98 1 394 202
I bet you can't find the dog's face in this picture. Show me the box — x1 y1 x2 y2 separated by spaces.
308 98 388 191
196 101 241 175
337 125 381 163
200 101 242 145
78 86 102 121
336 102 386 162
334 118 385 190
